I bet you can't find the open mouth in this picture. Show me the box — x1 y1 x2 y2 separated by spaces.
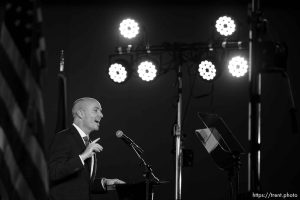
95 119 100 125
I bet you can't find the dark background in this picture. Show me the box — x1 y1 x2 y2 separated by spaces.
4 0 300 199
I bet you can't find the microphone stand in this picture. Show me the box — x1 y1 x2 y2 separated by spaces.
130 143 160 200
283 71 298 134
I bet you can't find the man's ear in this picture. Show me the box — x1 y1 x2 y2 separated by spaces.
76 110 84 119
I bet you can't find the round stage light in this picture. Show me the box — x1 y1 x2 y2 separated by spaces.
137 60 157 82
228 56 248 77
119 18 140 39
198 60 217 81
108 63 128 83
215 16 236 37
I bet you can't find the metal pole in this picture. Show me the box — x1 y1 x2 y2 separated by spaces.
175 62 183 200
248 0 262 192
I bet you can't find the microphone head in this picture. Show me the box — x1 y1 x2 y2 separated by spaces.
116 130 124 138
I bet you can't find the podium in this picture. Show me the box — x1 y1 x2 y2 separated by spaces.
194 112 245 200
115 181 147 200
115 181 167 200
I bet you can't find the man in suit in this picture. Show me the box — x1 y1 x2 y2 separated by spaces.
48 97 124 200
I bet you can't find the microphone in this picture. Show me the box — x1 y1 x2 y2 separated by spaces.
116 130 144 154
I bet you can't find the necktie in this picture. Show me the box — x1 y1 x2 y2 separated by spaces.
83 136 91 173
83 136 89 147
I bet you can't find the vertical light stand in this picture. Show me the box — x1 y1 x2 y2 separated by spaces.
248 0 262 192
175 54 183 200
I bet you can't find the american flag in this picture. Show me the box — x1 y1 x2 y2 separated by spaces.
0 0 49 199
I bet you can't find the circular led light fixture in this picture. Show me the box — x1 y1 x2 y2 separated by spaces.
215 16 236 37
137 60 157 82
119 18 140 39
108 62 128 83
198 60 217 81
228 56 248 78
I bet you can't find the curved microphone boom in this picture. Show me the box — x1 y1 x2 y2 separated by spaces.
116 130 144 154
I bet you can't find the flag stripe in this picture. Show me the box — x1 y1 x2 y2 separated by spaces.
0 128 36 200
1 24 45 124
0 71 49 193
0 168 17 200
0 25 46 148
0 100 47 199
0 44 45 157
0 158 20 200
0 45 29 116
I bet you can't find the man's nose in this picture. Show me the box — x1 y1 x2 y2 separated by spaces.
99 112 103 118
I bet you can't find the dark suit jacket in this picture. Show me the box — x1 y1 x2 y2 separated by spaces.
48 125 106 200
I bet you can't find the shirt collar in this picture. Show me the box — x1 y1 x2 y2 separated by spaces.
72 123 88 138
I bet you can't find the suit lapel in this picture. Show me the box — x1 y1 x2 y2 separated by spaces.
70 125 86 152
69 126 91 180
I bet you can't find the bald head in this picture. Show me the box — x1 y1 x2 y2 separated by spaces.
72 97 103 134
72 97 98 118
